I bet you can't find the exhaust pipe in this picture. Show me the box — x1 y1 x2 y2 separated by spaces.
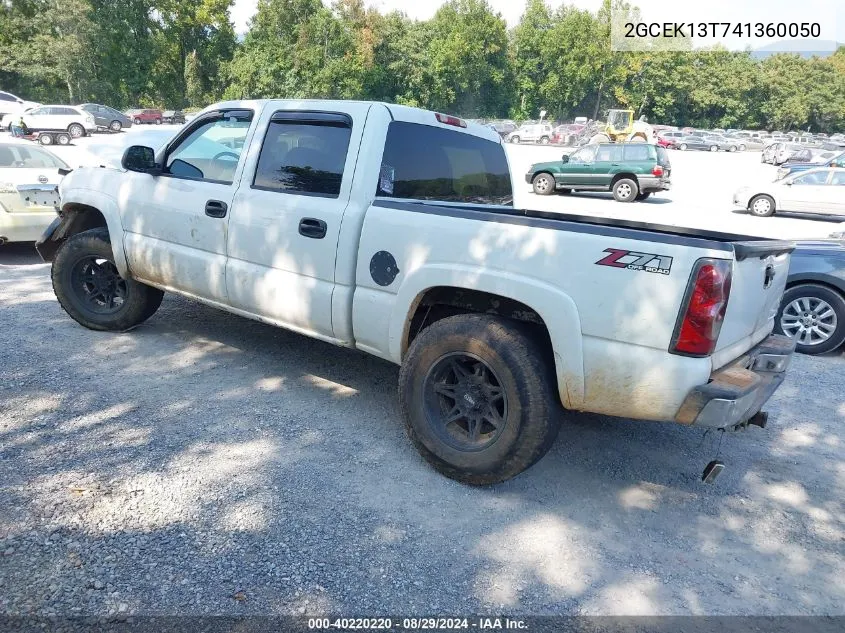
0 237 8 246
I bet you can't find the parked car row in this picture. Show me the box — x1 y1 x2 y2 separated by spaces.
1 88 190 138
659 133 748 152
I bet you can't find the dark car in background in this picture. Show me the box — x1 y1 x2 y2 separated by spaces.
78 103 132 132
526 143 671 202
776 240 845 355
162 110 186 124
669 135 720 151
777 151 845 180
487 120 516 138
126 108 163 125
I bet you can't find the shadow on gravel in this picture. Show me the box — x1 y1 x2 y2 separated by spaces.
1 263 844 617
0 242 42 266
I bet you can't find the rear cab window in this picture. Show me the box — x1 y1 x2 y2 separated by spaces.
377 122 512 206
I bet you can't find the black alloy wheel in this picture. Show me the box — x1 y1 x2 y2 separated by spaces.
423 352 508 452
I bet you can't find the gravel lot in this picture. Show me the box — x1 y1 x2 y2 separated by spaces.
1 244 844 617
1 129 844 618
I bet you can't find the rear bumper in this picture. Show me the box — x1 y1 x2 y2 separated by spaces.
637 175 671 192
675 334 795 430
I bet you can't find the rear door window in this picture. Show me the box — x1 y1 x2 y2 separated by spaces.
595 145 623 162
623 144 652 161
378 121 512 205
253 112 352 198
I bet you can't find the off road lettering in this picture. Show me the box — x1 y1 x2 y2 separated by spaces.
596 248 673 275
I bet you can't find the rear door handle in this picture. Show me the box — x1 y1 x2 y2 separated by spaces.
299 218 327 239
205 200 228 218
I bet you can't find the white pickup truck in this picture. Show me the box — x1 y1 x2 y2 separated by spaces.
37 100 795 484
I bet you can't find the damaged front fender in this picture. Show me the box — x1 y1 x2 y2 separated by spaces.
35 214 70 262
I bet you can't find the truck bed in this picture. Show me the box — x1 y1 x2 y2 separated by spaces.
373 199 796 260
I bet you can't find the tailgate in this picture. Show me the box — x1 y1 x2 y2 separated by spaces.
713 242 793 368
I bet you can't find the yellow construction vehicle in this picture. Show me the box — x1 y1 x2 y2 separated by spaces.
587 109 654 144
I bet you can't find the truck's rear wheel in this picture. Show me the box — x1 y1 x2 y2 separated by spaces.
399 314 562 485
52 228 164 331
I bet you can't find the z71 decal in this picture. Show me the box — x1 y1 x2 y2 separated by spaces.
596 248 673 275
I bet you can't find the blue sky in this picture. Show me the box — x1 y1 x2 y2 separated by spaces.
231 0 844 51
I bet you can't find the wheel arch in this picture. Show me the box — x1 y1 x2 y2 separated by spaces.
37 192 129 276
532 170 556 187
784 276 845 298
611 172 638 186
390 267 585 408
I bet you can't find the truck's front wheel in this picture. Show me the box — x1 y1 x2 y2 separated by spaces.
52 228 164 331
399 314 562 485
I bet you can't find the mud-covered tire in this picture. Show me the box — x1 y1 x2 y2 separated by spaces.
399 314 562 485
52 228 164 331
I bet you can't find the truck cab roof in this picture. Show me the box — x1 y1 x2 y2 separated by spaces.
195 99 503 145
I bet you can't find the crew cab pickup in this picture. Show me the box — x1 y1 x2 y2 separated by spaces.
37 100 795 484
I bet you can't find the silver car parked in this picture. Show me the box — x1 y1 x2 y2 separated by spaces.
733 167 845 217
506 123 554 144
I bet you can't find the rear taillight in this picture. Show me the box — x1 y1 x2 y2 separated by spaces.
435 113 467 128
671 259 733 357
652 165 664 176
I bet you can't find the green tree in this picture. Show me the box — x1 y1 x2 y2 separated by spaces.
417 0 511 116
153 0 236 106
510 0 552 120
1 0 98 103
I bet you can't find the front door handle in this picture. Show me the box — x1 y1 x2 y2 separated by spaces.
205 200 228 218
299 218 327 239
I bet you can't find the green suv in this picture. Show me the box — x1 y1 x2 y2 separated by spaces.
526 143 672 202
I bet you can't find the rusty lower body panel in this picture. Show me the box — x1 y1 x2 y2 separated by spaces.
676 334 795 430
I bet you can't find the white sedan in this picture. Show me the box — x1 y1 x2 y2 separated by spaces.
733 167 845 217
0 142 67 244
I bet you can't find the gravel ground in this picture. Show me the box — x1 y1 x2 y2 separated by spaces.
1 244 844 618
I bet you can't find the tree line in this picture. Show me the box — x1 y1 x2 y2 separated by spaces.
1 0 843 132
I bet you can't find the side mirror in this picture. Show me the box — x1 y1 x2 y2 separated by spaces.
561 154 570 163
122 145 159 174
